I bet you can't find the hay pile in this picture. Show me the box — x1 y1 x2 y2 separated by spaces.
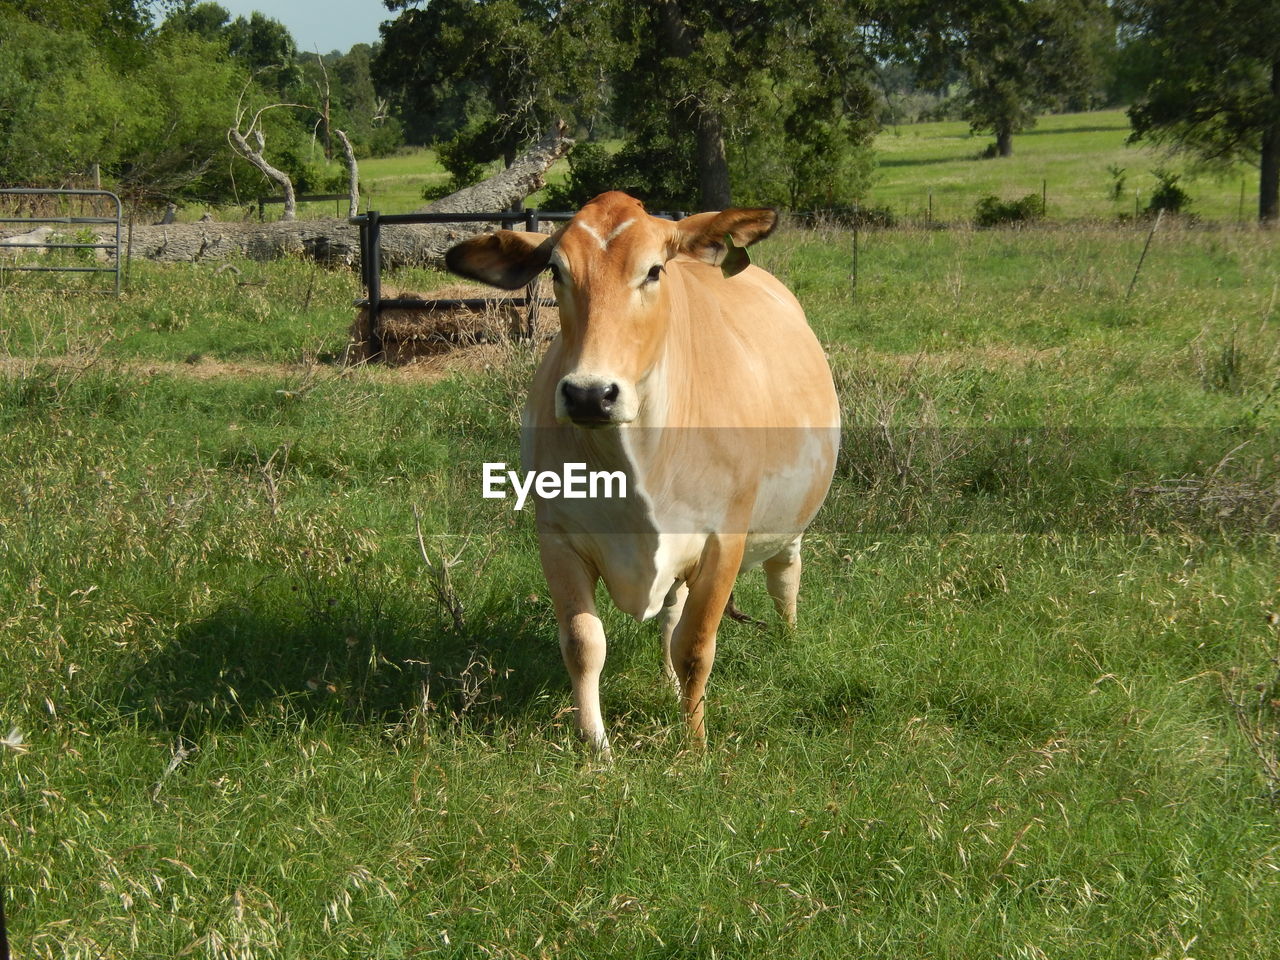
346 283 558 365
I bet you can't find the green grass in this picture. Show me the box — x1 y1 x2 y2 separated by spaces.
357 110 1260 223
2 222 1279 957
242 110 1260 224
357 148 454 215
870 109 1260 223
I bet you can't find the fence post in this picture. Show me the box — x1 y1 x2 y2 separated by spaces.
1126 207 1164 300
524 207 541 339
365 210 383 360
851 201 860 301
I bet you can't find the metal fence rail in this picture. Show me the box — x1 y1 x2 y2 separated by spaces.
0 188 123 295
350 207 685 360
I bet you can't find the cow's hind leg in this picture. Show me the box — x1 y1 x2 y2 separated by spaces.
539 539 610 758
669 533 746 743
659 580 688 698
762 535 803 627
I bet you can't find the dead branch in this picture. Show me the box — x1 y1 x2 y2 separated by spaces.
334 128 359 218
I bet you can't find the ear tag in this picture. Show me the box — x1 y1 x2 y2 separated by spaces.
721 234 750 278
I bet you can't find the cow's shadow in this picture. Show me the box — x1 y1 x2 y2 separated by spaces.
117 581 568 736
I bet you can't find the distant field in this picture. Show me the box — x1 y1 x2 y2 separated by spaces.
336 110 1261 223
357 148 452 214
869 109 1260 222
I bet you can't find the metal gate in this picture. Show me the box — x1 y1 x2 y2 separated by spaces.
0 188 123 295
351 206 685 360
351 207 572 359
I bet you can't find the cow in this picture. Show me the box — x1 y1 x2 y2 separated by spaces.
445 191 840 756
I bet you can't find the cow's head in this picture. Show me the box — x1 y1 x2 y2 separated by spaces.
445 191 776 427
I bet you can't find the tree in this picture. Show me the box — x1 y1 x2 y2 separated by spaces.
374 0 618 168
906 0 1111 157
381 0 883 211
1121 0 1280 222
119 31 258 202
0 12 138 184
159 0 230 40
584 2 883 210
0 0 152 64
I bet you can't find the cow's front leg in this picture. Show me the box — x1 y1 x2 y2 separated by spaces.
669 533 747 744
539 538 610 758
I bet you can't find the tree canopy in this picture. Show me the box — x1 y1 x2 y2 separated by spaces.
0 1 400 204
903 0 1112 157
375 0 886 210
1120 0 1280 221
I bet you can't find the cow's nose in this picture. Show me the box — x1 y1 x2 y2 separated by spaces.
561 379 620 423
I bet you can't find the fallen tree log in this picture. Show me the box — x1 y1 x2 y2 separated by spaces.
121 121 572 268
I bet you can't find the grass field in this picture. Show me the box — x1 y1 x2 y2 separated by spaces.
2 218 1279 958
335 109 1262 223
869 109 1261 223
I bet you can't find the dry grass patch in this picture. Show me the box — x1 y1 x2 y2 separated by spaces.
345 283 559 365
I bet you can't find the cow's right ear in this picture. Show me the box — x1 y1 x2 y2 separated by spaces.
444 230 555 290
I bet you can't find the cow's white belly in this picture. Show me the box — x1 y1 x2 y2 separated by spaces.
563 526 809 623
529 421 837 623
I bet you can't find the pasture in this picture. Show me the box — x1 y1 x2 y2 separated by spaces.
2 218 1279 958
335 109 1260 223
869 109 1261 222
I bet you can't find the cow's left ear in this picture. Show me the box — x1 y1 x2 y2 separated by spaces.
445 230 556 290
671 208 777 278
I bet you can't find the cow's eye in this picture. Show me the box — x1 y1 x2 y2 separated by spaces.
644 264 663 285
548 263 562 284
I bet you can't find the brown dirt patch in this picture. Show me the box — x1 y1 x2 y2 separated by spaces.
0 340 548 386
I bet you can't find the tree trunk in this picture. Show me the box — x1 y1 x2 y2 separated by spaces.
334 128 359 218
995 127 1014 158
695 108 732 210
1261 60 1280 224
658 0 733 209
119 122 572 267
229 127 297 221
230 127 297 221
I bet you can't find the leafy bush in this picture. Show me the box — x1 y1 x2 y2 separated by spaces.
435 134 488 192
542 134 699 212
542 142 618 210
1146 168 1193 215
973 193 1045 227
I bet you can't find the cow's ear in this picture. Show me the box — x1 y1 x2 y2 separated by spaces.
671 208 777 278
445 230 555 290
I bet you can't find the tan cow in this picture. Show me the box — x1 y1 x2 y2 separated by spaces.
446 191 839 755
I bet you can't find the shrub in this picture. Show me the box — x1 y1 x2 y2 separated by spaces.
973 193 1045 227
1146 168 1193 215
541 142 618 210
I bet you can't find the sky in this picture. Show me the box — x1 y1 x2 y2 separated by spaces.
188 0 395 55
